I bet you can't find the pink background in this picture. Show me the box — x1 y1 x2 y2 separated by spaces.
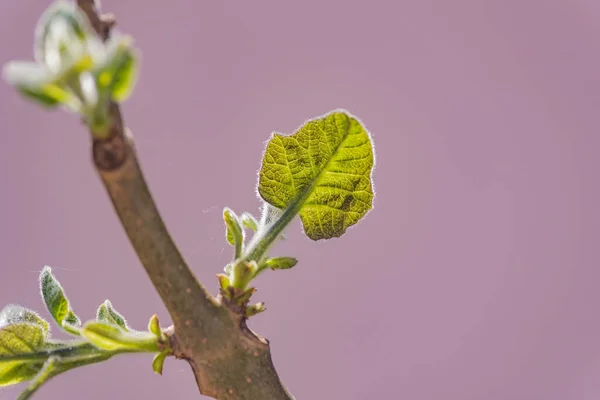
1 0 599 399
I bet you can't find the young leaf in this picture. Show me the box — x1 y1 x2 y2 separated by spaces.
94 37 138 102
234 287 257 305
152 351 168 375
231 260 257 290
217 273 231 292
96 300 128 331
223 208 244 258
2 62 77 109
240 212 259 231
39 266 81 330
246 302 266 318
34 0 91 66
0 305 49 336
257 110 375 240
82 322 158 352
0 323 49 387
264 257 298 270
18 84 75 109
148 314 161 337
108 46 138 102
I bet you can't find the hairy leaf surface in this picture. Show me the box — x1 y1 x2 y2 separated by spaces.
258 110 375 240
0 323 48 386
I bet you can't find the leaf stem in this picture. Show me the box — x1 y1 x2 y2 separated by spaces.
243 196 305 263
17 356 59 400
0 341 117 365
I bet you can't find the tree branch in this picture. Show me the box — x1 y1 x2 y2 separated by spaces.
74 1 295 398
91 109 223 332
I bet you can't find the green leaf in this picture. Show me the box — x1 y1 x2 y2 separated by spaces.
152 351 168 375
110 48 137 102
96 300 128 331
231 260 257 290
223 208 244 259
34 1 91 65
264 257 298 270
18 85 74 109
233 287 257 305
258 110 375 240
0 323 48 387
2 62 78 109
147 315 161 337
245 302 266 318
95 38 138 102
82 322 158 352
39 266 81 330
0 305 49 336
240 212 259 231
217 273 231 292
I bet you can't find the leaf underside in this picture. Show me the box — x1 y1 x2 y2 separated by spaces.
0 323 48 386
258 110 375 240
40 267 80 328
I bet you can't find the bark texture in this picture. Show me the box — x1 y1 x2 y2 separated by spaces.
76 1 295 398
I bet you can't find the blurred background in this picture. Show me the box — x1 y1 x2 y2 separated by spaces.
1 0 599 399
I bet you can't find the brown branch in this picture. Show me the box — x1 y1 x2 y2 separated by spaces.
75 1 295 399
90 105 222 334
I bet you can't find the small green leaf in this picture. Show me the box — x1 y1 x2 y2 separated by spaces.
217 273 231 292
39 266 80 330
264 257 298 270
18 85 71 108
95 38 138 102
234 287 256 305
34 1 91 65
82 322 158 352
152 351 168 375
245 302 266 318
223 208 244 258
231 260 257 290
0 305 49 336
240 212 259 231
2 62 78 109
0 323 48 387
148 315 161 337
96 300 128 331
258 110 375 240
